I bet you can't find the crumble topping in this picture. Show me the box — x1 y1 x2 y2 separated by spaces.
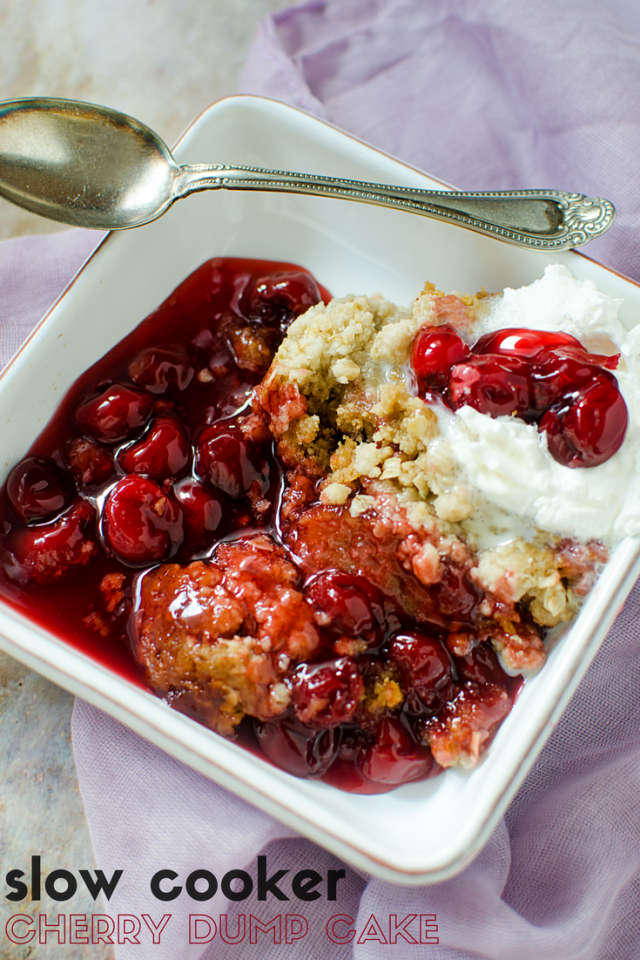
255 285 591 641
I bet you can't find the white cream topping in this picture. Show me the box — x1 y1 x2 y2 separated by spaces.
474 263 624 355
442 264 640 543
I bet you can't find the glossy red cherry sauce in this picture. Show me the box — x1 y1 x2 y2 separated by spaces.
0 260 521 793
0 259 326 679
411 317 627 467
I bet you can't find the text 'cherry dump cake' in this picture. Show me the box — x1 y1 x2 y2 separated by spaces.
1 258 637 793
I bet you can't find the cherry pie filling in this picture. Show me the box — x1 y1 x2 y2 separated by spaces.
0 260 620 793
411 324 626 467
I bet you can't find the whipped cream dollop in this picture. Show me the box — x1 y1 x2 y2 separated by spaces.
442 264 640 543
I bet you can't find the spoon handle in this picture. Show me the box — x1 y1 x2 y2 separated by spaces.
175 163 615 251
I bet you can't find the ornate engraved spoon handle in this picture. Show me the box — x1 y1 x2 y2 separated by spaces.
175 164 615 251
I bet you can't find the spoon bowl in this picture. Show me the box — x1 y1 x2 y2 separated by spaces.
0 99 179 229
0 97 616 248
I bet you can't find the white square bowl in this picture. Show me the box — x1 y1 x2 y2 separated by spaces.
1 95 639 885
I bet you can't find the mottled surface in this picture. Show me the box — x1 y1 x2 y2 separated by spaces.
0 2 290 957
0 654 113 958
0 0 292 241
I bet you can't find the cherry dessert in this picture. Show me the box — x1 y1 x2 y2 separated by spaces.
411 314 628 467
0 261 547 793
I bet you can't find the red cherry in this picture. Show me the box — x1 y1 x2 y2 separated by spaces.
3 499 97 584
255 716 341 778
247 271 321 325
473 327 583 360
387 631 453 715
449 325 628 468
74 384 154 442
411 326 469 395
172 478 223 542
304 571 386 644
6 456 75 524
195 423 269 499
472 327 620 370
454 641 511 687
128 343 194 394
118 415 190 479
291 658 364 728
67 438 115 488
530 354 615 414
449 354 533 418
540 376 628 467
433 566 480 620
357 717 433 785
103 475 183 565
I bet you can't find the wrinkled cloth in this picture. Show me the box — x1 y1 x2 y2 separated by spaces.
2 1 640 957
241 0 640 282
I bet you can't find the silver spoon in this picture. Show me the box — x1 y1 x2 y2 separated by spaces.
0 97 615 250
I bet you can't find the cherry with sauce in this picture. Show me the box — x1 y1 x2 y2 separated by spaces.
255 715 341 778
472 327 620 370
290 658 364 728
530 354 615 414
304 570 387 645
419 321 631 469
3 499 97 584
128 343 194 395
195 422 270 499
449 354 534 419
454 641 523 701
386 630 453 716
246 270 322 328
172 478 224 544
433 565 480 621
357 716 434 785
541 375 628 467
103 475 183 565
118 415 191 479
455 640 510 687
6 456 75 524
67 438 115 488
74 383 154 442
411 325 469 398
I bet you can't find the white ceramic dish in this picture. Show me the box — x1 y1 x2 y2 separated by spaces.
1 95 639 885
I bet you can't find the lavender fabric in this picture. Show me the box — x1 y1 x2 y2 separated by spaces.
3 0 640 956
241 0 640 282
0 230 100 370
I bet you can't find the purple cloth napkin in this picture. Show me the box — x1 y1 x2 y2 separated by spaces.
241 0 640 283
4 1 640 957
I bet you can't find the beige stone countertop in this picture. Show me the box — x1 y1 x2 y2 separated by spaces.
0 2 291 957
